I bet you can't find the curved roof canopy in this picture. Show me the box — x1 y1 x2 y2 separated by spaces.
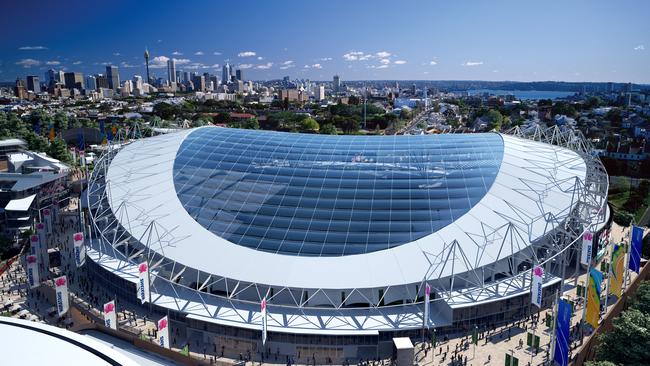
173 129 503 256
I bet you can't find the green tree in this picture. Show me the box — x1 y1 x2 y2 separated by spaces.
585 361 618 366
319 124 337 135
595 309 650 366
53 111 69 132
485 109 504 130
47 138 72 164
213 113 232 125
630 281 650 315
300 117 319 132
191 117 211 128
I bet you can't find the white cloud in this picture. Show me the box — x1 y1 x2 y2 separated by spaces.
185 62 208 70
174 58 191 65
46 60 60 65
149 55 170 68
319 57 333 61
257 56 264 60
282 60 294 65
394 60 407 65
210 64 220 68
213 51 222 55
18 46 47 50
172 51 183 55
492 70 499 73
120 62 137 68
376 51 391 58
238 63 253 69
238 51 256 57
303 63 323 69
634 45 645 51
429 60 438 65
379 59 390 65
343 51 365 61
376 64 389 69
73 61 82 65
280 60 295 69
256 62 273 70
113 52 121 56
462 61 483 66
16 59 40 68
194 51 204 55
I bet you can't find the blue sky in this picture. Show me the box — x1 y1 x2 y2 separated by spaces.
1 0 649 83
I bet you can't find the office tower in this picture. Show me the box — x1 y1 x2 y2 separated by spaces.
167 59 177 84
222 63 231 85
46 69 56 86
176 70 182 83
236 69 243 81
144 48 151 84
106 65 120 90
193 75 206 92
14 79 27 99
333 75 341 93
26 76 40 92
96 74 109 89
85 75 97 91
183 71 191 84
315 85 325 101
64 72 84 90
132 75 143 90
56 70 65 83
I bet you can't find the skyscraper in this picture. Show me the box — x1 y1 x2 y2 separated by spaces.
26 76 40 93
85 75 97 91
46 69 56 86
222 63 231 85
235 69 243 81
144 48 151 84
167 59 177 84
64 72 84 90
333 75 341 93
106 66 120 90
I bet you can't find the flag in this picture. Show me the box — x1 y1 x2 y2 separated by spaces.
531 266 544 307
137 262 150 304
72 232 85 267
581 231 593 266
261 297 268 346
158 316 170 349
553 298 572 366
586 268 603 328
423 283 431 328
48 124 55 142
54 276 69 316
69 147 76 163
26 255 40 289
629 226 643 273
77 132 85 151
43 208 52 234
610 244 625 297
29 234 39 256
103 300 117 330
100 120 107 145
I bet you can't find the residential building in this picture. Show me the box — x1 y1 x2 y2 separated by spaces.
106 65 120 90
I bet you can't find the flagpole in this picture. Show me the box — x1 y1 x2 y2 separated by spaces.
603 233 613 315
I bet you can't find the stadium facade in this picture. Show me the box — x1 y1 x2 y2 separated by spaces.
84 126 609 360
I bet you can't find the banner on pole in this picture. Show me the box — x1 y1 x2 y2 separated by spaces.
137 262 150 304
55 276 69 316
610 244 625 297
581 231 593 266
26 255 39 289
158 316 170 349
424 283 431 328
72 232 85 267
629 226 643 273
43 208 52 234
103 300 117 330
36 222 46 248
553 298 572 366
261 297 268 346
586 268 603 328
531 266 544 308
29 234 39 256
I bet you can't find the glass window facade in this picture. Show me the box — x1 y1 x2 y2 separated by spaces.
173 128 503 257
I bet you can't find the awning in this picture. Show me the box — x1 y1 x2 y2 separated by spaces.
4 194 36 211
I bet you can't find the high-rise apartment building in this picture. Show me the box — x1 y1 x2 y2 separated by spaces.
26 76 40 92
85 75 97 91
106 65 120 90
64 72 84 90
167 59 177 84
222 63 231 85
333 75 341 93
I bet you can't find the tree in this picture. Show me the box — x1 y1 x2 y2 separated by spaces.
47 138 72 164
213 113 232 125
53 111 69 132
485 109 504 131
595 309 650 366
585 362 618 366
300 117 319 132
319 124 337 135
191 117 211 128
630 281 650 316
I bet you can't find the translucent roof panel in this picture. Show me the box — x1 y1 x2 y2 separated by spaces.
173 128 504 257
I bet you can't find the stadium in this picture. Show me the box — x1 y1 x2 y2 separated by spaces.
84 125 609 360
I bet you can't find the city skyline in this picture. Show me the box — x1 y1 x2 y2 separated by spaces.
1 0 649 83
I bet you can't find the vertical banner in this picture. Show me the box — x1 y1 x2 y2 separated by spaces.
55 276 69 316
629 226 643 273
103 300 117 330
72 232 85 267
261 297 268 346
581 231 593 266
26 255 40 289
36 222 46 248
531 266 544 308
29 234 39 256
43 208 52 234
610 244 625 298
586 268 603 328
553 298 572 366
70 148 76 164
137 262 150 304
157 316 170 349
79 150 86 167
423 283 431 328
